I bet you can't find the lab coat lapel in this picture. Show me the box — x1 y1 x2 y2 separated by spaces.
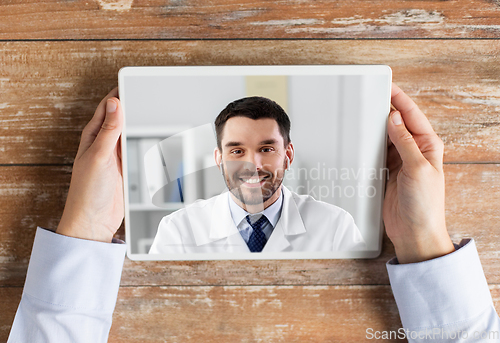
188 192 234 246
223 230 251 253
193 188 306 253
192 191 249 253
262 187 307 252
208 192 238 240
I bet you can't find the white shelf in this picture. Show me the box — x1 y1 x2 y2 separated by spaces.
125 126 190 138
129 203 184 211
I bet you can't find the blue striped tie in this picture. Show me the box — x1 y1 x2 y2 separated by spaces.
245 215 269 252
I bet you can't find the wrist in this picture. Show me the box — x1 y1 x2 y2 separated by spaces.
392 232 455 264
56 214 114 243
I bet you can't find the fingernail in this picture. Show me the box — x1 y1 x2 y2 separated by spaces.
106 99 117 113
391 111 402 125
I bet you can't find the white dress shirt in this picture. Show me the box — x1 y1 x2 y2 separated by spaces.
386 239 500 342
7 228 126 343
8 228 500 342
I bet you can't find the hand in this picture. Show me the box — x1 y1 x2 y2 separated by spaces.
383 83 455 264
56 88 124 243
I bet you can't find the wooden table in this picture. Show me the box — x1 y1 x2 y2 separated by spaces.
1 1 500 342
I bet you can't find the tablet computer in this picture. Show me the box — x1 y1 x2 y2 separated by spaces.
118 65 391 261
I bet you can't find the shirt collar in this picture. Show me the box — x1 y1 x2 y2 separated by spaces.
228 187 284 228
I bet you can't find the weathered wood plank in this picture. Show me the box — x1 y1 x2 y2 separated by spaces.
0 165 70 286
1 0 500 39
0 288 22 343
0 40 499 164
3 285 500 342
0 286 405 343
0 166 70 263
0 164 499 287
110 285 405 343
445 163 500 276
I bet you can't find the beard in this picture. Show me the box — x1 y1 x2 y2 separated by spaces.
221 159 286 206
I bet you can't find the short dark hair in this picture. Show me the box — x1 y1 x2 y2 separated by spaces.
214 96 291 151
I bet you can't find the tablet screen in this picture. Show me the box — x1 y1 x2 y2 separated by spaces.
119 65 391 260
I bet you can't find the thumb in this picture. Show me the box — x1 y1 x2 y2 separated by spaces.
387 110 426 169
91 98 123 158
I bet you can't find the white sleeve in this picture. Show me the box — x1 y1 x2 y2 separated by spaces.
7 227 127 343
387 239 500 342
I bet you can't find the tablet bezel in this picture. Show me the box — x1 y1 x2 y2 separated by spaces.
118 65 392 261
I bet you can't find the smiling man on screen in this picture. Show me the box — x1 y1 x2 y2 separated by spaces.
149 96 366 254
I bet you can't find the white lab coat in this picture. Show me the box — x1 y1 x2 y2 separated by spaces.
149 186 365 253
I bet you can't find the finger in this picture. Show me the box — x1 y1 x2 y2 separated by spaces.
391 83 435 137
77 88 119 159
392 84 445 170
387 110 427 169
386 133 394 148
386 142 402 176
90 97 124 159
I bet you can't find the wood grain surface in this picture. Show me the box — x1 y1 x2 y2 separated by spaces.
1 0 500 341
1 286 404 343
0 40 499 164
2 286 500 343
1 0 500 39
1 164 498 288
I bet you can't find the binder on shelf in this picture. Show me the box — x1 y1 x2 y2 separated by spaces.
139 138 167 206
127 139 141 203
158 135 184 203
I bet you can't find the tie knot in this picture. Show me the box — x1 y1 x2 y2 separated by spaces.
246 215 268 231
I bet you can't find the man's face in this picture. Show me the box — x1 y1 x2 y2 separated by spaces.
216 117 293 211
